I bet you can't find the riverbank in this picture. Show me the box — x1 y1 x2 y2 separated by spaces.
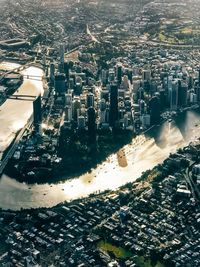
1 138 199 266
0 109 199 210
5 129 134 184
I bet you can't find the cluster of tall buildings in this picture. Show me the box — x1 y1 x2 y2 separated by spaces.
47 45 200 136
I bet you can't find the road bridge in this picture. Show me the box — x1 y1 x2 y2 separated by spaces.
0 62 44 83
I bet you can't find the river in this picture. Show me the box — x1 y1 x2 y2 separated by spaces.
0 62 200 210
0 62 43 160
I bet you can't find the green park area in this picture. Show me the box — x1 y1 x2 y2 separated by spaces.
154 25 200 45
97 241 166 267
97 241 132 259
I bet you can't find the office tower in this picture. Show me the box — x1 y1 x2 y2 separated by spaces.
127 69 133 84
141 114 151 129
101 69 108 86
65 107 72 122
109 83 118 127
137 87 144 101
132 80 141 93
65 93 72 107
87 93 94 108
108 69 115 82
105 108 110 124
59 43 65 73
55 73 66 95
124 114 129 129
33 95 42 131
69 78 75 90
99 99 106 124
142 70 151 81
100 98 106 111
50 63 55 85
149 95 160 125
122 75 130 91
74 82 82 96
42 55 46 66
178 81 188 107
139 100 145 115
189 90 197 103
64 62 70 81
117 64 123 85
87 107 96 137
78 116 86 129
170 80 178 110
159 90 166 111
72 97 81 121
101 89 109 102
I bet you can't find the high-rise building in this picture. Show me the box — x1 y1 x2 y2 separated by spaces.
178 81 188 107
33 94 42 131
127 69 133 84
100 98 106 111
59 43 65 73
149 95 160 125
108 69 115 82
87 93 94 108
116 64 123 85
109 83 118 127
159 90 166 111
87 107 96 137
78 116 86 129
50 63 55 85
101 69 108 86
55 73 66 95
65 106 72 122
72 97 81 121
122 75 130 91
170 80 178 110
142 70 151 81
64 62 70 81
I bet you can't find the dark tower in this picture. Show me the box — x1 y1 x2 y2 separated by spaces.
109 83 118 127
178 81 188 107
64 62 70 81
33 95 42 131
54 73 66 95
87 107 96 138
117 65 122 85
149 95 160 125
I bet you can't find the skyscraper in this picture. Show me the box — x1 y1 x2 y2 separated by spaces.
87 93 94 108
55 73 66 95
116 64 123 85
178 81 188 107
149 95 160 125
33 94 42 132
170 80 178 110
109 83 118 127
87 107 96 137
59 43 65 73
50 63 55 85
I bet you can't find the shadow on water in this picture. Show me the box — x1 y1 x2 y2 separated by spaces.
1 110 200 210
175 109 200 142
144 123 168 149
145 109 200 149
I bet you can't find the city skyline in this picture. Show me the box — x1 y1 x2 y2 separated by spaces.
0 1 200 267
